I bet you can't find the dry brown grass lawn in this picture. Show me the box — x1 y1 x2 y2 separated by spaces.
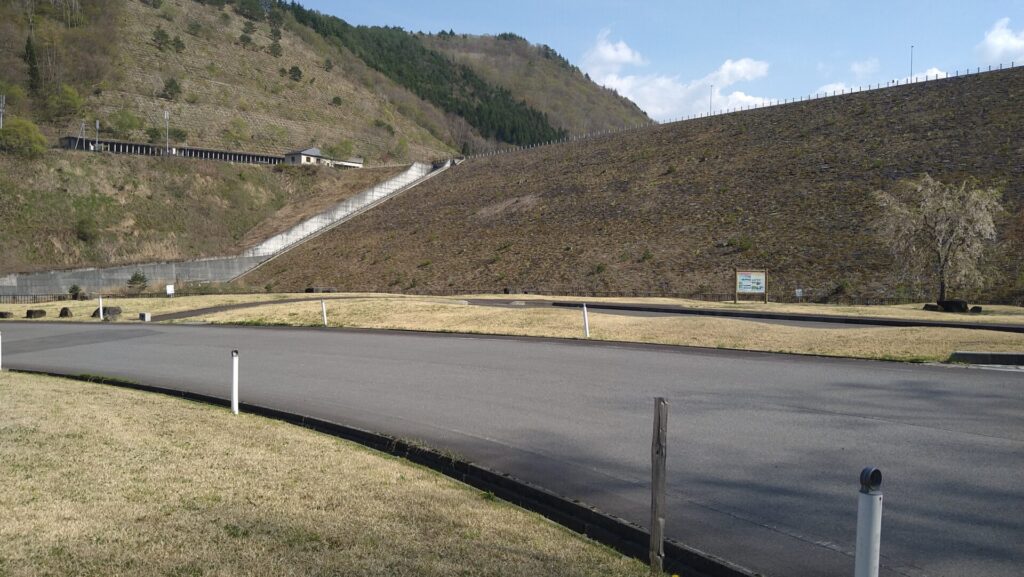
0 293 309 322
0 371 648 577
185 296 1024 362
461 295 1024 326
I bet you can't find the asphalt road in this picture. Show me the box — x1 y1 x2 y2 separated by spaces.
2 322 1021 577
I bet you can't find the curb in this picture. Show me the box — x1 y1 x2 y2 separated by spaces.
9 368 759 577
948 351 1024 365
551 302 1024 334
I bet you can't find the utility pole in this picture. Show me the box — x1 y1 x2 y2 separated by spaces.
910 45 914 80
0 94 6 130
709 84 714 115
164 110 170 155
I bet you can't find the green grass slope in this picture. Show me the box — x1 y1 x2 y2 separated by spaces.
421 33 651 135
243 68 1024 301
0 151 402 274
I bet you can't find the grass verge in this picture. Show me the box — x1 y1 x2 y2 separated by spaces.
0 371 648 577
190 296 1024 362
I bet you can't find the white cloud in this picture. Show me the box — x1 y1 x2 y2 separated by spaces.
582 31 770 121
583 29 647 78
977 17 1024 63
850 58 879 79
816 82 850 94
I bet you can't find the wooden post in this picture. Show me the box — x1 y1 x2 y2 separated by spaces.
650 397 669 573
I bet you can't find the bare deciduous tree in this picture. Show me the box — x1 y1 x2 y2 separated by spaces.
873 174 1002 302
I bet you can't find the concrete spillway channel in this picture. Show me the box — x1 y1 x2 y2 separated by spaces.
0 161 450 296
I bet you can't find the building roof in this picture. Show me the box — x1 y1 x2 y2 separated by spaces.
285 147 324 158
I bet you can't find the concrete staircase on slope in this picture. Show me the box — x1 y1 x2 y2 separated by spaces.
0 161 452 296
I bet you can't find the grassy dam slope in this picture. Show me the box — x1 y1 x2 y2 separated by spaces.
244 68 1024 300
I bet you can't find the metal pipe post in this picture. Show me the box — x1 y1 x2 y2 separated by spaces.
321 300 328 327
649 397 668 573
855 467 884 577
99 296 104 321
582 303 590 338
231 350 239 415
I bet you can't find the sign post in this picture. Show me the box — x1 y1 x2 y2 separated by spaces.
735 269 768 304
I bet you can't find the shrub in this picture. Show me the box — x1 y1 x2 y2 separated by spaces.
324 59 334 72
269 40 282 57
186 20 202 36
127 270 149 293
108 110 143 139
0 117 47 157
172 35 185 53
330 96 342 106
239 33 253 47
44 84 84 119
152 26 170 50
373 119 395 136
160 77 181 100
288 66 302 81
68 284 81 298
74 215 100 243
242 20 256 34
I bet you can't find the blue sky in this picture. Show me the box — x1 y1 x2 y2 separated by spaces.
301 1 1024 121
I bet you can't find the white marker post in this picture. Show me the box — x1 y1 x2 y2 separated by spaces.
855 468 884 577
582 303 590 338
98 296 104 321
231 350 239 415
321 300 328 327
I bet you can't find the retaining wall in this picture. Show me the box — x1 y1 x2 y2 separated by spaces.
0 256 267 296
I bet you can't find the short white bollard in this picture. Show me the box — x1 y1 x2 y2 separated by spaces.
231 350 239 415
855 467 884 577
582 303 590 338
98 296 104 321
321 300 328 327
139 312 152 323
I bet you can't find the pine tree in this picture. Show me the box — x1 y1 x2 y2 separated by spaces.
24 35 40 94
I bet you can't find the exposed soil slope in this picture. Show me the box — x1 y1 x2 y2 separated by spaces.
244 69 1024 300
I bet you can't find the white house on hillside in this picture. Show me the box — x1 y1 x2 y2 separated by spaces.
283 147 364 168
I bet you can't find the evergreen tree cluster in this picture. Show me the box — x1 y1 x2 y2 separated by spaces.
282 3 566 146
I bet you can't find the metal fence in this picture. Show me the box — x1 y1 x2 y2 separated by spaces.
464 60 1021 159
0 294 74 305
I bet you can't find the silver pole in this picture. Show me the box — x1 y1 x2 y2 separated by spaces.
321 299 328 327
582 303 590 338
854 468 884 577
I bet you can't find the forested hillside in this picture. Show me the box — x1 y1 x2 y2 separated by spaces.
0 0 648 160
422 32 651 135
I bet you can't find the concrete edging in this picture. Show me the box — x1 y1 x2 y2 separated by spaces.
10 368 757 577
948 351 1024 365
551 301 1024 334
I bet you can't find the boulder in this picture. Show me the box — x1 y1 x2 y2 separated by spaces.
103 310 121 322
91 306 123 319
938 299 969 313
0 311 13 319
969 306 983 314
59 307 73 318
25 309 46 319
922 304 941 312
